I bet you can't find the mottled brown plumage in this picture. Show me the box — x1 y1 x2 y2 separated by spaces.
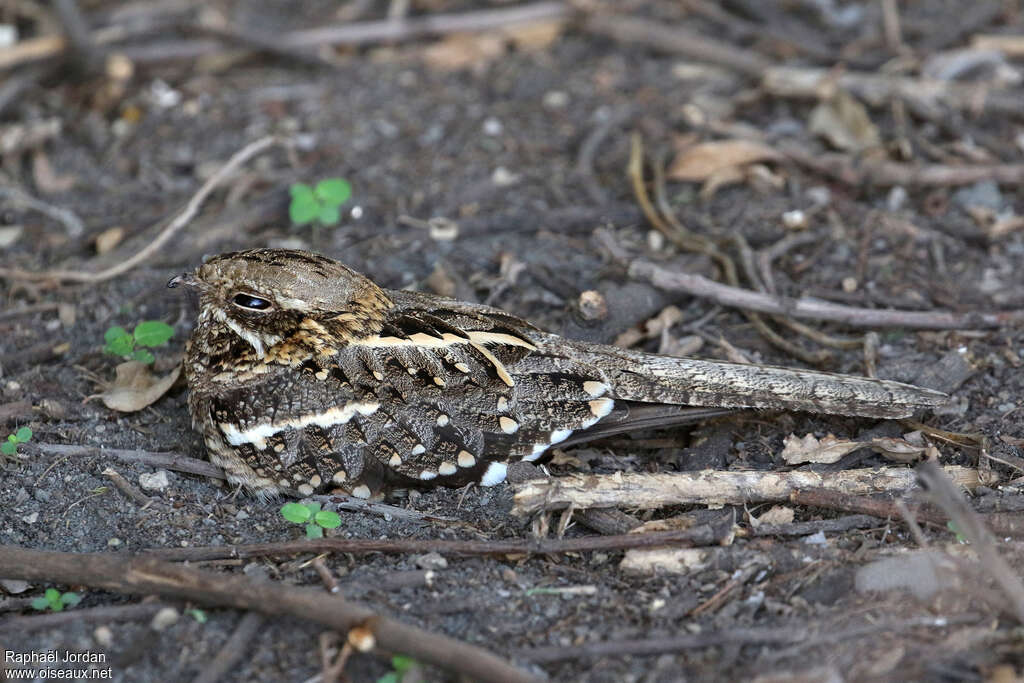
171 248 949 498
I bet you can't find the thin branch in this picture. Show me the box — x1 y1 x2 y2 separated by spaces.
0 546 539 683
629 258 1024 329
142 522 730 563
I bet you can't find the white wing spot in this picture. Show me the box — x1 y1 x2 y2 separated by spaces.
411 444 426 456
583 398 615 427
496 396 509 411
351 484 371 499
388 453 402 467
454 362 470 373
220 401 380 447
583 381 608 397
523 443 548 462
437 414 450 427
315 369 329 381
481 461 508 486
550 428 573 444
499 416 519 434
332 470 347 484
438 462 457 475
457 450 476 468
297 484 314 496
309 474 322 487
433 376 446 387
419 470 438 480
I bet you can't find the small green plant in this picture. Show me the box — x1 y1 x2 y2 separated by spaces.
280 502 341 539
104 320 174 364
185 608 207 623
289 178 352 227
31 588 81 612
377 655 419 683
947 521 968 544
2 426 32 456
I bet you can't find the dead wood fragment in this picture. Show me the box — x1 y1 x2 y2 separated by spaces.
143 521 730 563
192 612 266 683
629 258 1024 329
762 66 1024 117
511 467 985 518
0 546 539 683
0 602 172 635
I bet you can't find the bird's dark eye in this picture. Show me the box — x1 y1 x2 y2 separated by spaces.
232 293 272 310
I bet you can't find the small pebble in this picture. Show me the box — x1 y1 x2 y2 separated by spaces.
482 117 503 136
150 607 179 631
414 552 448 570
782 210 808 230
542 90 569 109
139 470 170 492
577 290 608 321
93 626 114 648
841 277 858 293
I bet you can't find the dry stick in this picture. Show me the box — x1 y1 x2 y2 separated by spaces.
0 186 84 237
629 258 1024 329
0 602 172 635
916 459 1024 625
634 136 825 365
585 13 766 77
0 135 281 284
192 612 266 683
511 466 984 518
143 524 726 563
779 142 1024 188
0 547 539 683
0 2 570 69
739 514 880 538
762 66 1024 118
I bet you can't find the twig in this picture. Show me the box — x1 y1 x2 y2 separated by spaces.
916 458 1024 624
790 487 946 527
0 546 539 683
0 602 171 634
142 523 729 563
102 467 153 506
515 615 977 663
0 302 60 321
512 467 986 518
0 136 281 283
628 258 1024 329
585 13 767 77
0 186 84 237
738 514 880 538
780 142 1024 188
52 0 102 71
192 612 266 683
37 443 225 479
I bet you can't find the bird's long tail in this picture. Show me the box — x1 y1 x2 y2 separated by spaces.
551 339 949 419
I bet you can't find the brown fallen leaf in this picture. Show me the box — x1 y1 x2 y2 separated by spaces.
668 139 782 182
750 505 795 527
869 435 927 463
93 361 181 412
94 227 125 254
808 90 881 152
422 32 506 72
780 433 864 465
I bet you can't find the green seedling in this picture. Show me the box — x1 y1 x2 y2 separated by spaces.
104 320 174 364
185 608 207 623
377 655 419 683
280 502 341 539
2 426 32 456
31 588 81 612
947 521 968 544
289 178 352 227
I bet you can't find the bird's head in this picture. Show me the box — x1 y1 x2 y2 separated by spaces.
170 248 391 357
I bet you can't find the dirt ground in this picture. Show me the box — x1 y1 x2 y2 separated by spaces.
2 1 1024 681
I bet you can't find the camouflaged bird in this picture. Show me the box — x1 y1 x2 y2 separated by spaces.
171 248 949 499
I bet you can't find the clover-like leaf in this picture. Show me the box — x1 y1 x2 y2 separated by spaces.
281 502 312 523
314 509 341 529
133 321 174 347
31 596 51 611
104 326 129 344
61 592 81 607
289 182 313 198
314 178 352 206
105 331 135 356
318 205 341 226
305 523 324 539
14 427 31 443
289 185 320 225
131 348 155 364
1 441 15 455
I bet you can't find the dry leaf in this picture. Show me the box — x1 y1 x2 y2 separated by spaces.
499 20 564 51
94 227 125 254
614 305 684 348
31 150 76 194
869 436 927 463
699 165 745 200
780 433 864 465
808 90 881 152
96 361 180 412
422 32 506 71
751 505 795 527
668 139 781 182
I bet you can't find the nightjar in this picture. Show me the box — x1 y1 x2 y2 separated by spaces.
171 248 948 499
